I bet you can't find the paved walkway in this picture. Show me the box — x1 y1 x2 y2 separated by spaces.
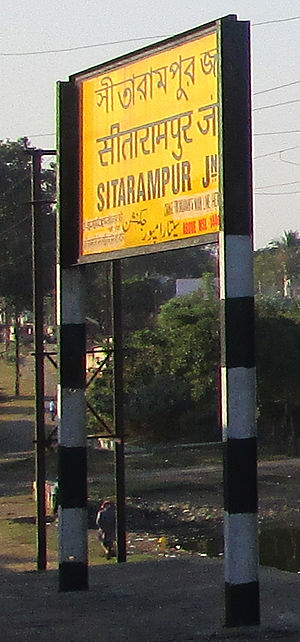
2 557 300 641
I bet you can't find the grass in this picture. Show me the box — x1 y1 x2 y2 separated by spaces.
0 487 156 571
0 346 224 572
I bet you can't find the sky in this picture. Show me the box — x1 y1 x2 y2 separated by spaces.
1 0 300 249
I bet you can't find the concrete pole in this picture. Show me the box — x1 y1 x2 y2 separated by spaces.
57 264 88 591
219 234 259 625
218 16 260 626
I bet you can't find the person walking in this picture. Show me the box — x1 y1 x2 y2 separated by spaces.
49 399 56 422
96 500 116 559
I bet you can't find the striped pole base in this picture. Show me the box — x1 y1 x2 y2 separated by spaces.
57 267 88 591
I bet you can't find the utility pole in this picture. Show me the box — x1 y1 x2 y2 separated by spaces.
14 317 20 396
111 260 126 563
29 148 56 571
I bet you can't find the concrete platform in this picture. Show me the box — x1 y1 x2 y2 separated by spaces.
1 557 300 641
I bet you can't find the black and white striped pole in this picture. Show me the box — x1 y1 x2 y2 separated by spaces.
218 17 259 626
57 81 88 591
57 265 88 591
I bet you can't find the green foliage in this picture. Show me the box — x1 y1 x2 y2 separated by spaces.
157 293 219 404
122 244 216 280
255 230 300 298
87 236 300 449
84 245 217 340
0 138 56 311
126 374 193 441
2 350 15 364
88 290 220 443
256 299 300 447
87 356 113 435
87 289 300 450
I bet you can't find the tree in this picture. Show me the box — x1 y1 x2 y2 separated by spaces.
0 138 56 396
84 244 218 340
122 244 217 281
255 230 300 299
0 138 56 311
88 289 300 450
256 300 300 453
87 289 220 443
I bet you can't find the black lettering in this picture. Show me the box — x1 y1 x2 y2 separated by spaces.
111 179 119 208
137 173 146 202
106 181 110 209
182 161 192 192
97 183 105 212
161 166 170 196
147 169 161 199
171 163 180 195
117 178 126 206
127 175 135 205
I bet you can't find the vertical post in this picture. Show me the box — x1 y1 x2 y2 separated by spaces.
111 260 126 563
31 150 47 571
57 80 88 591
218 17 259 626
14 316 20 397
57 265 88 590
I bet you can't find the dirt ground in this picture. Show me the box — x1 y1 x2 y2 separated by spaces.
2 448 300 572
1 350 300 570
121 456 300 559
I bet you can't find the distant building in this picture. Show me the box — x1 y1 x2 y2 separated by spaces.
175 278 202 297
175 277 218 298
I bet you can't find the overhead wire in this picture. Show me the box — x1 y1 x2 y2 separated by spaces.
0 15 300 231
1 14 300 56
0 214 31 241
253 16 300 25
25 128 300 139
0 35 171 56
0 240 55 271
253 98 300 112
1 17 300 142
256 181 300 189
254 145 300 160
279 154 300 167
254 130 300 136
254 79 300 96
255 190 300 195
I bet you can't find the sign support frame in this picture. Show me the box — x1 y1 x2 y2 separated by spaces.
57 81 88 591
57 14 259 628
111 259 127 563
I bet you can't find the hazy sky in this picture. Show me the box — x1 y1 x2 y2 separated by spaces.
1 0 300 248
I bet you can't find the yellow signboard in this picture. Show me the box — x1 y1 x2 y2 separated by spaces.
77 28 219 258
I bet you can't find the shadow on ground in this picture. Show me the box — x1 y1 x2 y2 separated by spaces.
0 406 34 416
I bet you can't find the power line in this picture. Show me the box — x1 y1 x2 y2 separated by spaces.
26 128 300 140
28 133 55 138
0 34 171 57
254 130 300 136
256 181 300 189
253 15 300 26
255 190 300 195
279 154 300 168
254 145 300 159
0 240 54 271
0 214 31 241
253 98 300 112
254 79 300 96
1 15 300 57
